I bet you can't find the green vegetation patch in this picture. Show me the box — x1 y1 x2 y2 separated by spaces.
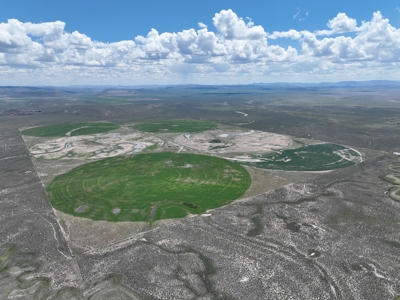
135 119 217 133
21 122 120 137
388 164 400 173
46 153 251 222
242 143 362 171
388 187 400 202
380 174 400 185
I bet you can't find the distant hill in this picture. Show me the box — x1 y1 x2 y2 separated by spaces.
97 89 137 97
1 81 399 96
250 80 400 88
0 86 91 97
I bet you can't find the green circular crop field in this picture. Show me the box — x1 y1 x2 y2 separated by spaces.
21 122 120 137
46 153 251 222
242 143 362 171
134 119 217 133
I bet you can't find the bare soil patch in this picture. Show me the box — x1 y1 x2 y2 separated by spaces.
174 129 293 154
55 210 146 254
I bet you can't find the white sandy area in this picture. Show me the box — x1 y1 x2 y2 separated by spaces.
174 130 291 154
29 132 162 159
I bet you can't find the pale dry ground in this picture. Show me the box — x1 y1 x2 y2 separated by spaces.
27 132 161 160
33 159 89 185
239 166 318 200
174 129 293 154
24 126 307 187
55 210 146 254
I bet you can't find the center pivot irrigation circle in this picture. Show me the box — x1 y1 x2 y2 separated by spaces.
46 153 251 222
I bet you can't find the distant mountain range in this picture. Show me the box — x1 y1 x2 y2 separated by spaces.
251 80 400 87
1 80 399 97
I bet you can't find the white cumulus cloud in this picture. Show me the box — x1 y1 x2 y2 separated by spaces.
212 9 266 40
198 22 208 29
316 12 358 35
0 10 399 85
268 29 303 40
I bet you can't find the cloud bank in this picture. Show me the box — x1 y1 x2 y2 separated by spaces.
0 9 399 85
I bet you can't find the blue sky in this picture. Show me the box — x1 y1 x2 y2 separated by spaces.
1 0 400 85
